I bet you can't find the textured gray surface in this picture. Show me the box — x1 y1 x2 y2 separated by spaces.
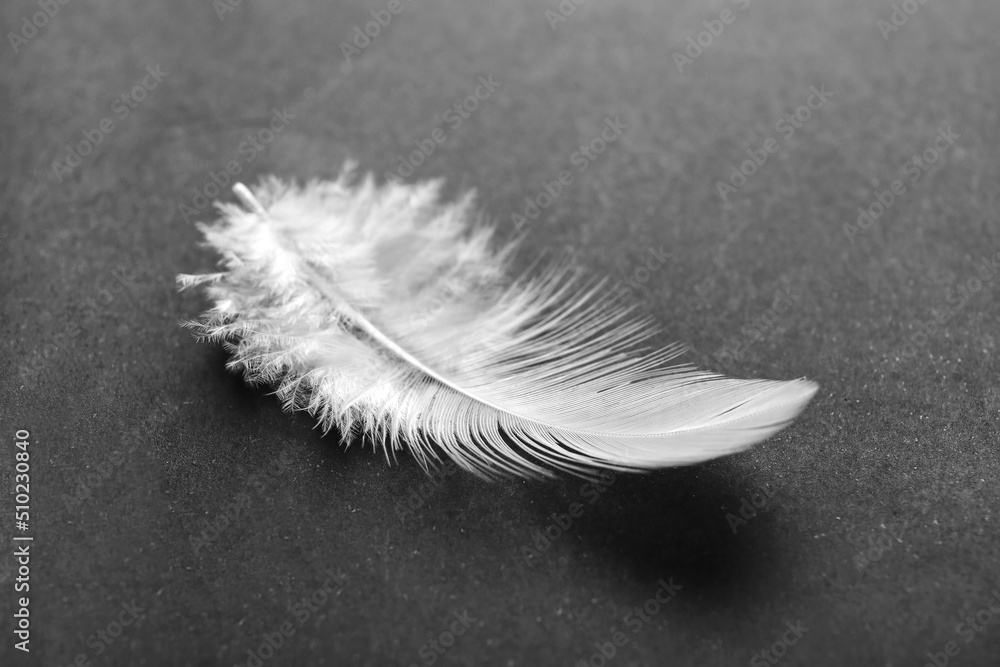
2 0 1000 665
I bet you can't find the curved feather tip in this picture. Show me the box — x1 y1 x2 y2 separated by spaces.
177 163 818 478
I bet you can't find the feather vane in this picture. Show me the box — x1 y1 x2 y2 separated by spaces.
178 163 818 478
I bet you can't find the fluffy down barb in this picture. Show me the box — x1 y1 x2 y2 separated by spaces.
177 162 818 479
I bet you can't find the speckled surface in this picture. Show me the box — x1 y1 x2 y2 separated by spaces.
2 0 999 665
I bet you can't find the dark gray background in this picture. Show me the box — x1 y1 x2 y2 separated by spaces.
2 0 999 665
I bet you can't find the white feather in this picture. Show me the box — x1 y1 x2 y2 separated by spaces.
177 162 818 478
